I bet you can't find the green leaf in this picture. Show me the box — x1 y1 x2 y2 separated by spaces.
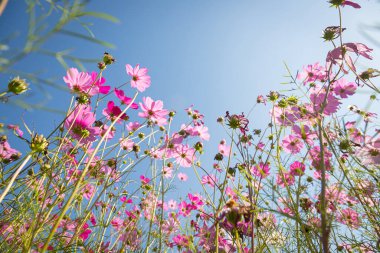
79 11 120 23
58 29 116 49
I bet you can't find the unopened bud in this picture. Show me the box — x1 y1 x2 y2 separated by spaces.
8 77 28 95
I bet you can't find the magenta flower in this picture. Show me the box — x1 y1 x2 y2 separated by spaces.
333 78 357 98
289 161 305 176
114 88 138 109
79 223 92 241
126 64 151 92
282 135 304 154
89 72 110 95
63 68 92 94
341 0 361 8
308 86 341 115
102 101 129 123
65 104 99 144
138 97 169 126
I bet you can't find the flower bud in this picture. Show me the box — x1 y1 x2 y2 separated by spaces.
8 77 28 95
30 134 48 153
103 52 115 65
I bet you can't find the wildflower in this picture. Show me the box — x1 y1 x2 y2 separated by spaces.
89 72 110 95
83 183 95 200
126 64 151 92
225 111 249 135
103 101 129 123
282 135 304 154
178 172 188 181
332 78 357 98
251 162 270 178
138 97 169 126
126 121 141 132
63 68 92 94
218 139 231 157
64 104 99 144
0 137 21 164
7 124 23 137
337 208 360 228
119 138 134 151
201 174 217 187
276 172 295 188
174 144 195 168
289 161 305 176
297 62 326 84
114 88 138 109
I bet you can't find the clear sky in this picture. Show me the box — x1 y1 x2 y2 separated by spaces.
1 0 380 188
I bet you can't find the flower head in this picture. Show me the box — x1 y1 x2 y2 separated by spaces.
126 64 151 92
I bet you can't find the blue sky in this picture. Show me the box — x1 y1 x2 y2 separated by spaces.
1 0 380 188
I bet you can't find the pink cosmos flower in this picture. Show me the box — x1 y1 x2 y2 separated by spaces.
126 121 141 132
178 172 188 181
250 162 270 178
292 125 316 145
138 97 169 126
111 217 124 231
337 208 360 229
282 135 304 154
193 125 210 141
218 139 231 157
0 139 21 163
341 0 361 8
103 101 129 123
289 161 305 176
63 68 92 94
276 172 295 188
270 106 300 126
79 223 92 241
99 124 115 139
114 88 138 109
355 137 380 166
168 199 177 210
140 175 150 184
7 124 23 137
326 43 372 73
308 86 341 115
119 138 134 151
162 166 173 178
174 144 195 167
89 72 110 95
64 104 99 144
83 183 95 200
201 174 217 187
126 64 151 92
297 62 326 84
333 78 357 98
